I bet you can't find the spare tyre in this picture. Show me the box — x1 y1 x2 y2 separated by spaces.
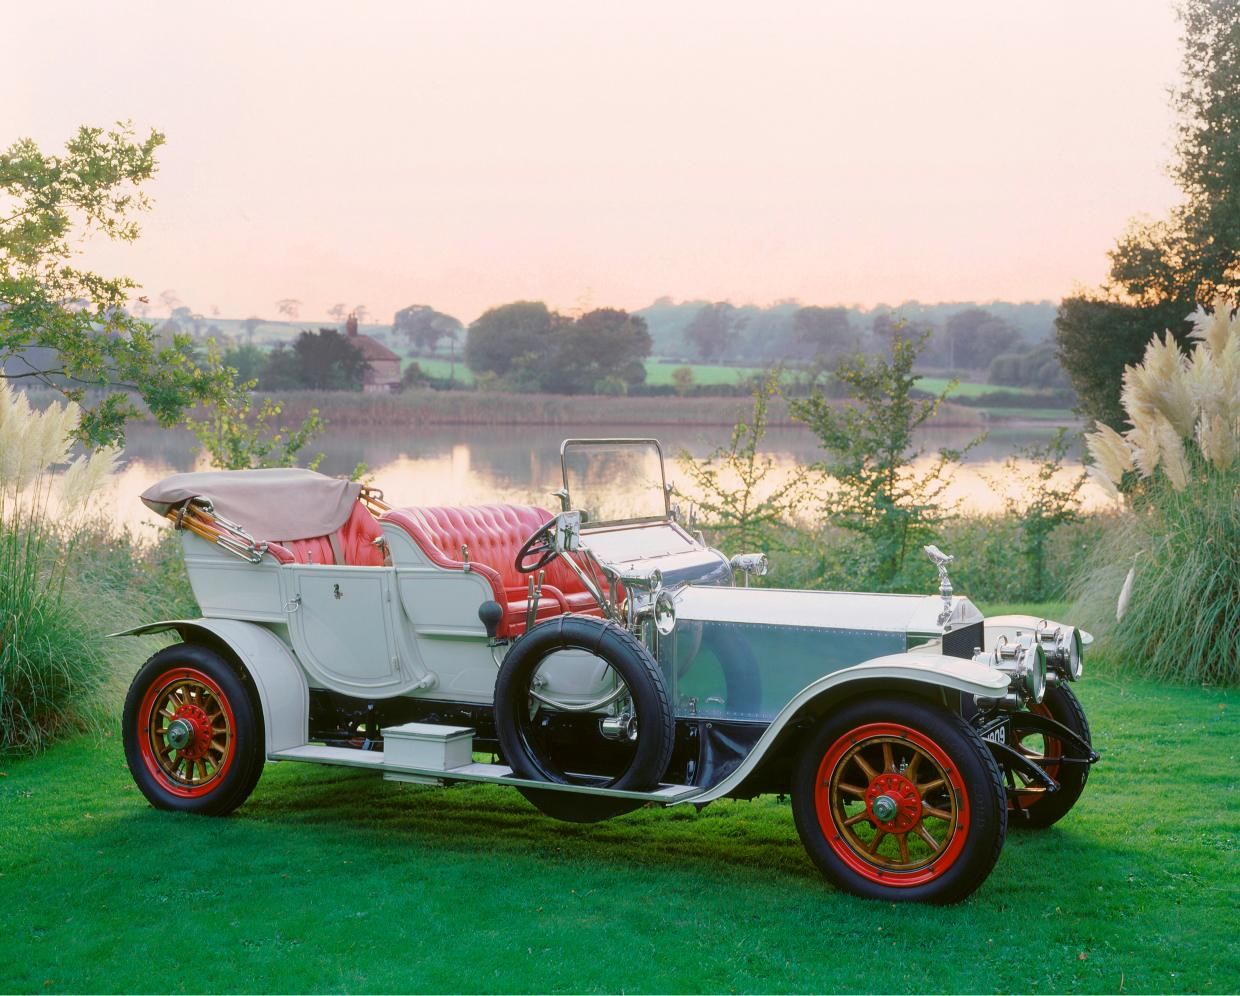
494 616 675 822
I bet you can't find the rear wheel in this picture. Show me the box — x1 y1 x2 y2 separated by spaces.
122 644 264 816
1010 684 1092 828
791 696 1006 904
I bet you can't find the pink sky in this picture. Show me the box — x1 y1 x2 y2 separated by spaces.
8 1 1182 324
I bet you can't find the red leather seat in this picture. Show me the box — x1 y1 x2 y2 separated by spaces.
381 503 602 636
263 501 386 567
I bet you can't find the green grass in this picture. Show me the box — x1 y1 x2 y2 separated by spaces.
914 376 1037 399
1 671 1235 993
643 360 763 387
405 355 473 384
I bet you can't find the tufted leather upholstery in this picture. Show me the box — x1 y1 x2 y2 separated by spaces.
266 501 386 567
381 503 602 636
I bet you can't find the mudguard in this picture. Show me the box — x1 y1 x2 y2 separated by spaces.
984 613 1094 648
111 618 309 755
685 651 1009 804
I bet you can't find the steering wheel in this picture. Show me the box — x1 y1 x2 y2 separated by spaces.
515 517 561 574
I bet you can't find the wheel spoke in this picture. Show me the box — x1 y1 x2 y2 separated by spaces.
917 777 945 794
866 829 887 854
843 810 872 827
923 805 953 821
853 753 878 781
882 742 894 773
914 822 942 853
897 833 910 864
837 781 868 798
905 752 921 782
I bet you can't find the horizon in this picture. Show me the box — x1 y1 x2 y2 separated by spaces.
10 2 1182 325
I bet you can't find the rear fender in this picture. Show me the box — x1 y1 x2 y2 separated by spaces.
111 619 308 755
688 652 1008 804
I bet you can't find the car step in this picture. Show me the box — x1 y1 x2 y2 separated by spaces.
270 722 703 804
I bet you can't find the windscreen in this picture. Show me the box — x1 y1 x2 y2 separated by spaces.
561 439 669 525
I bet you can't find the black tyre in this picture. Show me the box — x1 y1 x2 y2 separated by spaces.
791 695 1007 904
122 643 264 816
1010 684 1092 829
494 616 674 823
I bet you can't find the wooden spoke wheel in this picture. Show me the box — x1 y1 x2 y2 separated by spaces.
818 724 968 881
792 697 1006 904
138 668 236 796
123 644 264 816
1009 684 1092 829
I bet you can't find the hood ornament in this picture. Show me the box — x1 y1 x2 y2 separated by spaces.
923 545 955 627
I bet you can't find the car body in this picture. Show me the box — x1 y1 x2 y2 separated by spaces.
117 438 1098 903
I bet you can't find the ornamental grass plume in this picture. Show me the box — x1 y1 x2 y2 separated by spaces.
1 380 122 753
1078 299 1240 685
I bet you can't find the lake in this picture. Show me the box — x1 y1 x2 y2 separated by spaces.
107 420 1111 538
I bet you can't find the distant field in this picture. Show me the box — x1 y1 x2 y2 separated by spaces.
915 376 1037 398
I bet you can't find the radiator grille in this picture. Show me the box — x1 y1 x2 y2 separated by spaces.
942 620 984 660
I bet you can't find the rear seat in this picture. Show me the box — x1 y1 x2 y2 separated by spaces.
263 501 386 567
381 503 602 637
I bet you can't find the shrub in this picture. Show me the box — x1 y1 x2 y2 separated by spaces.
790 329 981 587
0 382 123 753
1077 301 1240 684
675 372 808 554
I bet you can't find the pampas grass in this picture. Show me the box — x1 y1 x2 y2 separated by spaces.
1 381 123 753
1078 300 1240 685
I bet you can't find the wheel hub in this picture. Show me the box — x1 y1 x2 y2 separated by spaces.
865 773 922 833
168 702 212 760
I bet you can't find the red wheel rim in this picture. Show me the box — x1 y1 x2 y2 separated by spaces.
137 667 237 798
814 722 970 887
1013 703 1059 810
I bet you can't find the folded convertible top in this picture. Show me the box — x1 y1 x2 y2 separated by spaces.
141 468 362 542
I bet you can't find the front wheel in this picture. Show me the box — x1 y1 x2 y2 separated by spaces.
791 696 1007 904
1010 684 1092 828
122 644 265 816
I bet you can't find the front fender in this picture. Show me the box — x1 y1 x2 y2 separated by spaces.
112 619 308 755
984 613 1094 648
685 652 1008 804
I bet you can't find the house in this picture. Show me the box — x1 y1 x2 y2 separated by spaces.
344 313 401 393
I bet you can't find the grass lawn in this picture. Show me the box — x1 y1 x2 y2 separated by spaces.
1 667 1235 993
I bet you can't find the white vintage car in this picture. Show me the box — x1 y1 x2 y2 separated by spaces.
117 438 1097 904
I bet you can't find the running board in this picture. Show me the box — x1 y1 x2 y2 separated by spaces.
269 744 703 804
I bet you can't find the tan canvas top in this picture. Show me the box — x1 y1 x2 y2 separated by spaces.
141 468 362 542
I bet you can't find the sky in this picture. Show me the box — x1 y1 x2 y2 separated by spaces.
7 1 1184 324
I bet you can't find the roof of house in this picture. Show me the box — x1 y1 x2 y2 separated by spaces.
345 329 401 364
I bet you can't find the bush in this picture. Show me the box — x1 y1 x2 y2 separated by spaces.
1077 302 1240 685
0 383 124 753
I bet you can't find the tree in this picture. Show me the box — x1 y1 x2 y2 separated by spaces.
793 306 856 361
464 302 651 394
327 303 347 322
353 304 369 324
790 328 979 587
262 328 367 391
464 301 560 379
276 298 301 320
221 343 267 382
1058 1 1240 426
393 304 464 352
685 303 746 362
943 308 1021 370
671 365 695 396
0 123 234 446
545 308 651 394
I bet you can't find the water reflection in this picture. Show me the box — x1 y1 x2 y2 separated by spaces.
107 422 1112 538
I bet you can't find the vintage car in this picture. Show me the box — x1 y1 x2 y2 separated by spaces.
116 438 1097 904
